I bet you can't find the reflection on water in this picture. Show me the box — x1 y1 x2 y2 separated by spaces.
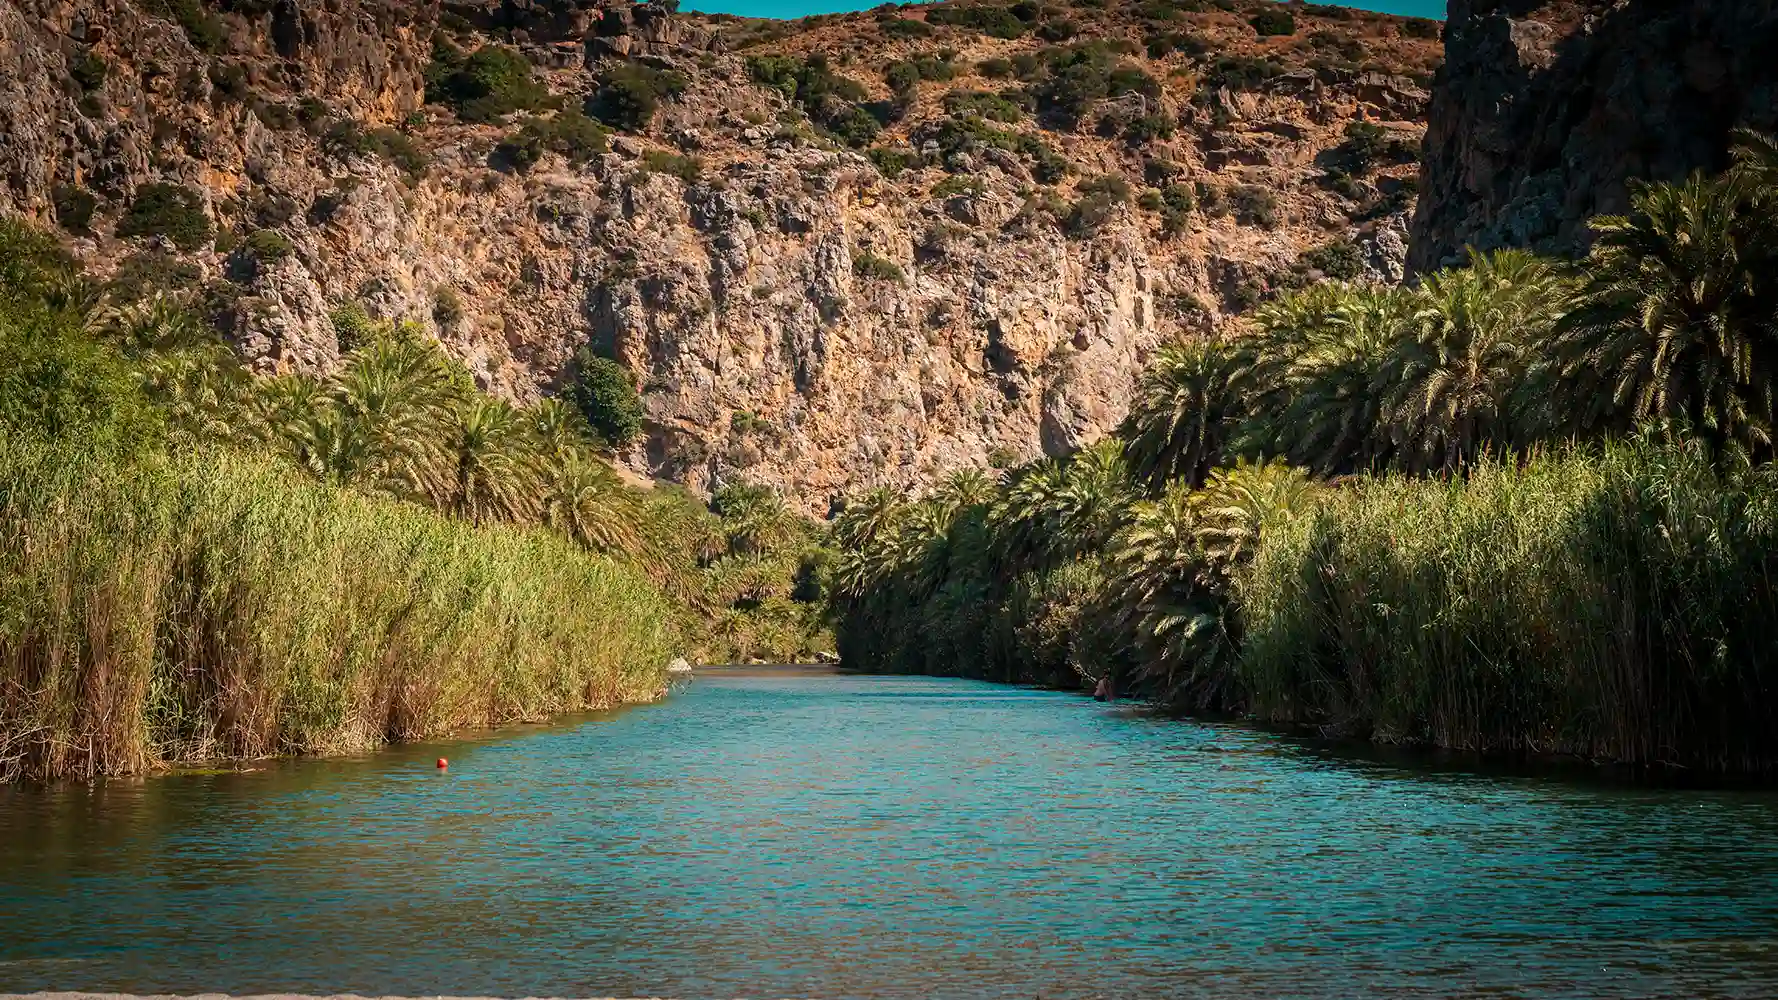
3 670 1777 999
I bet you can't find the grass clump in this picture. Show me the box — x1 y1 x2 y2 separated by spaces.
0 441 675 782
639 149 704 182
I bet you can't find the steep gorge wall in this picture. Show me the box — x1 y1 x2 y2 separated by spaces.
1410 0 1778 273
3 0 1438 509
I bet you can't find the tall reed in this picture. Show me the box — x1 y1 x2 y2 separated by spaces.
0 439 676 782
1237 439 1778 772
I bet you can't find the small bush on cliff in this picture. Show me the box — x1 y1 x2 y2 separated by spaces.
244 229 294 264
879 17 933 39
748 54 880 145
68 50 107 92
1327 120 1418 174
926 3 1029 39
144 0 226 53
588 63 689 131
118 183 214 252
640 149 703 182
498 109 610 171
53 184 97 235
1400 17 1441 39
1249 8 1297 37
569 350 645 447
426 40 551 122
853 252 906 283
321 120 429 175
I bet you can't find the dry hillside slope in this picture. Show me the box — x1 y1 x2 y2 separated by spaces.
1 0 1440 508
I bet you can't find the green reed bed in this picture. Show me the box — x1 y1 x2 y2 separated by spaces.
1237 440 1778 772
0 440 675 782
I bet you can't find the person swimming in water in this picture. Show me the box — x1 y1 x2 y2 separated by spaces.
1093 676 1114 702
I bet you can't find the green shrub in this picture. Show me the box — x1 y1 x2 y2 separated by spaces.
244 229 294 263
1230 183 1281 228
117 182 214 252
1249 8 1297 36
640 149 703 182
978 57 1015 78
1295 239 1364 280
1077 173 1133 202
68 50 107 92
320 120 429 175
880 17 934 39
425 41 551 122
53 184 97 235
868 146 920 178
853 252 906 283
943 89 1026 122
1146 29 1213 59
330 302 379 354
569 350 645 446
144 0 225 52
498 109 610 170
1200 55 1284 91
588 63 689 131
747 54 879 145
1326 120 1420 174
432 286 464 327
0 309 161 458
1400 17 1441 39
1123 111 1176 144
926 4 1029 39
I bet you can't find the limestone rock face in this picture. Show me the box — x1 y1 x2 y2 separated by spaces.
1410 0 1778 273
3 0 1439 511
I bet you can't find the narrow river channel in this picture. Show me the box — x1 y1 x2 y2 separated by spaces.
3 668 1777 998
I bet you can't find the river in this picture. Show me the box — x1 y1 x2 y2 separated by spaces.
2 668 1777 998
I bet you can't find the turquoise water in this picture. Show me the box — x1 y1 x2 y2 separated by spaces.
3 669 1776 998
686 0 1446 21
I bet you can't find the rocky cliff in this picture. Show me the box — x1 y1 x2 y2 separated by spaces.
1410 0 1778 273
2 0 1440 509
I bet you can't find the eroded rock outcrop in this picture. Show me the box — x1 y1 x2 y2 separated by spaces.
1410 0 1778 273
3 0 1440 509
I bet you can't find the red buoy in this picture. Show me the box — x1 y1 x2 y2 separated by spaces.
436 757 448 769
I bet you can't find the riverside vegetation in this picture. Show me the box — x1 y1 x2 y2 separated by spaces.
830 133 1778 775
0 218 831 783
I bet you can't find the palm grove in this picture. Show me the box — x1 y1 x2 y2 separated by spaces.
830 134 1778 774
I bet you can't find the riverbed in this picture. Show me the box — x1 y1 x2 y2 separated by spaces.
3 669 1776 998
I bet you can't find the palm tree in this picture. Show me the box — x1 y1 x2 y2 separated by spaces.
1122 336 1246 490
989 458 1070 575
327 337 458 496
532 396 595 464
138 343 251 446
1547 173 1778 454
1248 283 1408 476
439 397 542 524
1386 249 1570 471
1107 480 1234 709
543 454 648 557
1190 458 1316 578
711 483 801 558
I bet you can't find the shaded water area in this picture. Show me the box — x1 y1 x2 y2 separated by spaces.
3 668 1778 998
